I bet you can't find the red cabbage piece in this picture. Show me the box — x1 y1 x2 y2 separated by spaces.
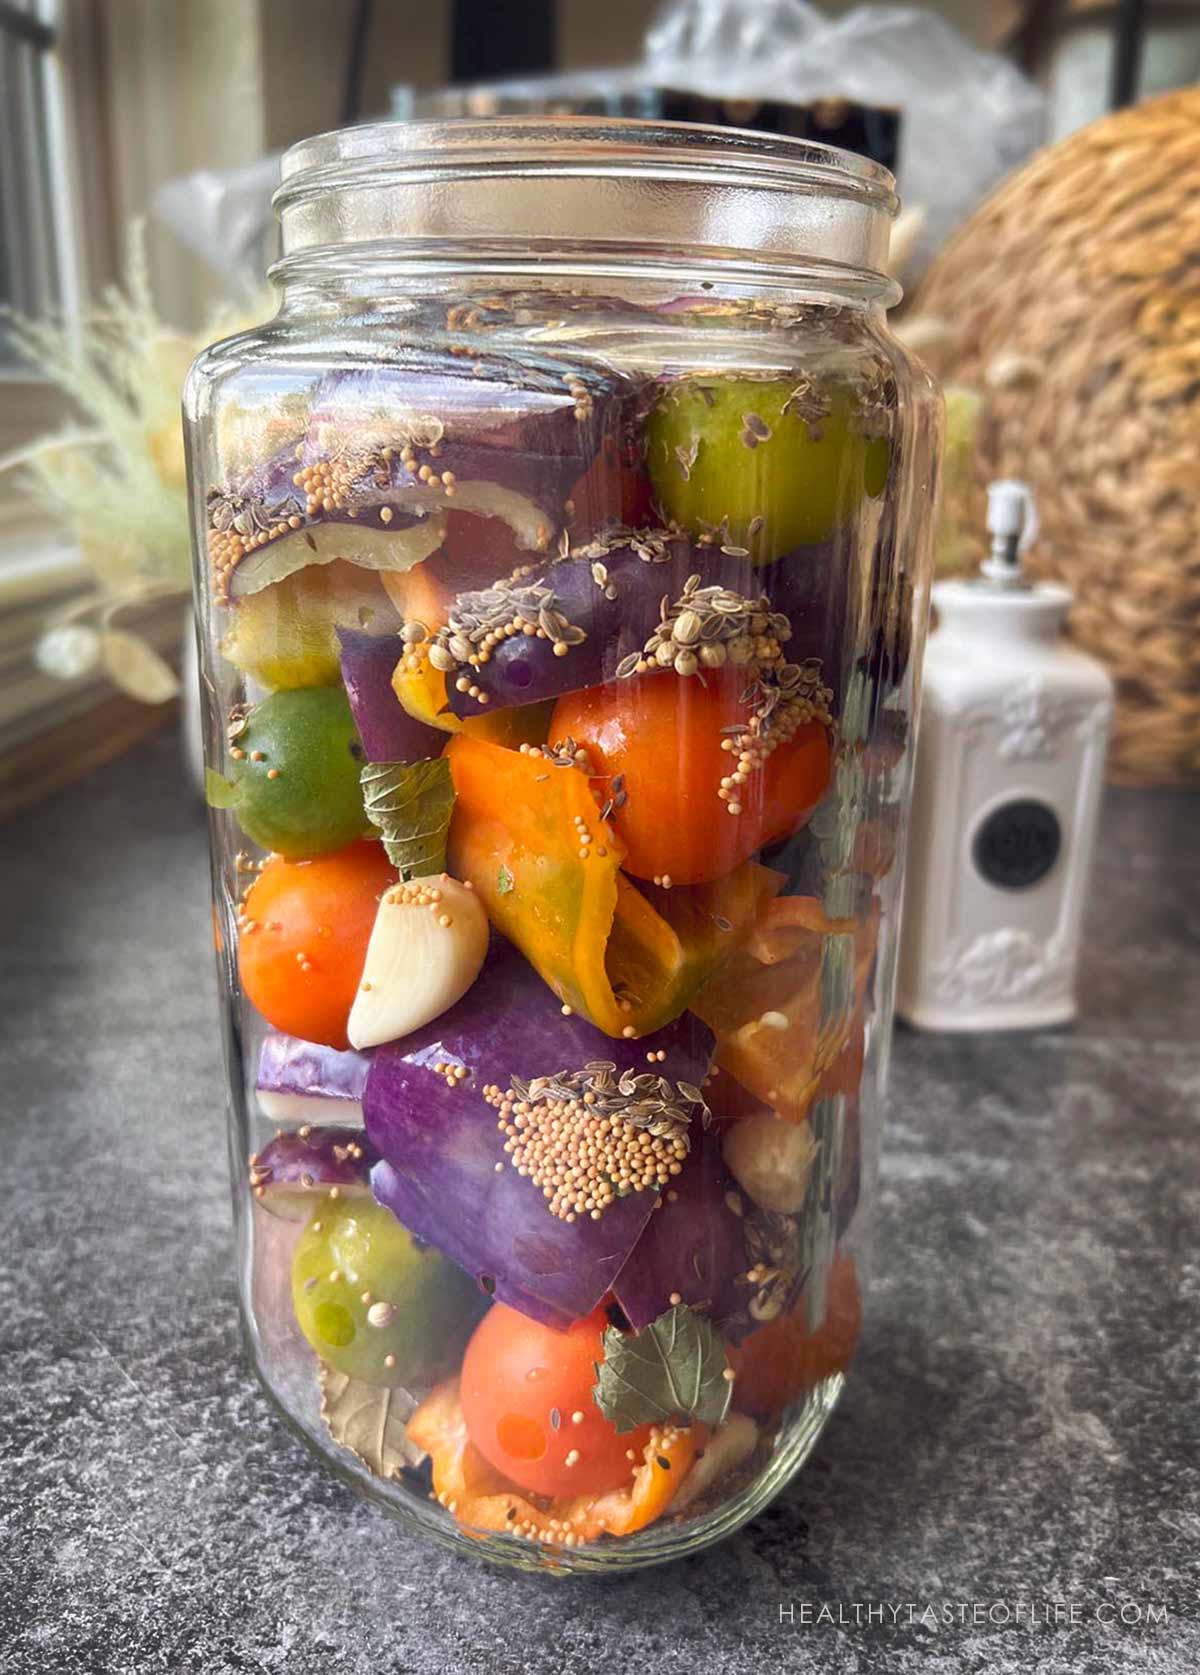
251 1126 378 1221
256 1032 371 1128
439 538 699 718
216 442 444 603
364 942 715 1329
613 1122 750 1339
440 537 843 720
336 627 444 762
298 361 626 555
614 1120 808 1346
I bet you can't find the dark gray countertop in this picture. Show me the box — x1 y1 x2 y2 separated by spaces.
2 729 1197 1675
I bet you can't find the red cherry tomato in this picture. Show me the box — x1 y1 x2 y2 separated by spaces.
460 1304 653 1499
551 671 831 885
237 841 395 1048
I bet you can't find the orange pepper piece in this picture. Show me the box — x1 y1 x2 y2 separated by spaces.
445 733 783 1038
408 1378 703 1547
741 895 856 966
691 897 878 1122
579 1421 703 1538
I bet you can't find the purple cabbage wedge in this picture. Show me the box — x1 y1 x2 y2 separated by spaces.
438 532 711 718
298 361 627 554
255 1032 372 1128
208 441 445 605
209 356 635 604
249 1127 378 1222
337 627 444 762
614 1121 805 1346
438 533 843 721
365 942 715 1329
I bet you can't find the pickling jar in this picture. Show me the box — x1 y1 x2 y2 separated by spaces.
183 117 941 1573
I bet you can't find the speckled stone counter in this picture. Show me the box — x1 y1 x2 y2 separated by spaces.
2 731 1197 1675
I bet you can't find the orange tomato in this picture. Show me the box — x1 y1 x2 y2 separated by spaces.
237 841 395 1049
379 555 448 631
460 1304 653 1499
729 1253 862 1418
551 672 831 886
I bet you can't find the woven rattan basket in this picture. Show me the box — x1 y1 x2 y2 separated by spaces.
914 87 1200 786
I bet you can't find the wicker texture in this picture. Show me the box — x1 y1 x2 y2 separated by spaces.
914 88 1200 786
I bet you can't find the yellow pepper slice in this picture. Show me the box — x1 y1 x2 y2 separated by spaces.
445 734 783 1039
392 645 552 746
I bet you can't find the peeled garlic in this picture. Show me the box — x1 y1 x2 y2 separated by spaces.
722 1110 817 1214
347 874 488 1050
672 1413 759 1512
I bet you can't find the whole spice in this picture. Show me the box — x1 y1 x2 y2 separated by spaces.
717 662 833 816
482 1062 709 1224
614 573 793 681
418 576 587 695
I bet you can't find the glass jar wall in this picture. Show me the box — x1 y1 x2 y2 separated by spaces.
184 119 941 1573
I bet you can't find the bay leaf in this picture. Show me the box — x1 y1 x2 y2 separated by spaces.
318 1362 427 1477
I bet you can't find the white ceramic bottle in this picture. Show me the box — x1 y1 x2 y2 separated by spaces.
898 482 1114 1031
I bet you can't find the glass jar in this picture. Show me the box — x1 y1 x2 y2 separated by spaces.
184 118 941 1574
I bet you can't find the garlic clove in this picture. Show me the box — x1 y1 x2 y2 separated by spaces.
721 1110 817 1214
347 874 488 1050
672 1413 759 1512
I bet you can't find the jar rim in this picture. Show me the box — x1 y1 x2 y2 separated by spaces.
277 114 898 212
274 116 899 290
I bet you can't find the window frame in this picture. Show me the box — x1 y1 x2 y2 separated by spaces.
0 0 112 543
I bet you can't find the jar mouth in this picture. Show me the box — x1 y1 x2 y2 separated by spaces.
279 116 897 206
274 116 899 292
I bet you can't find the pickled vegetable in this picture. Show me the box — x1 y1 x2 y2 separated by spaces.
551 670 832 886
220 559 401 690
215 687 369 859
445 732 785 1036
647 377 890 564
729 1254 862 1417
238 842 394 1049
460 1305 654 1497
292 1197 485 1386
193 254 922 1562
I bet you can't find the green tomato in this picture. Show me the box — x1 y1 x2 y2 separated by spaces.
292 1197 485 1387
228 687 369 859
646 377 891 565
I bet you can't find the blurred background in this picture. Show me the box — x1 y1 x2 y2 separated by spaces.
1 0 1197 818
